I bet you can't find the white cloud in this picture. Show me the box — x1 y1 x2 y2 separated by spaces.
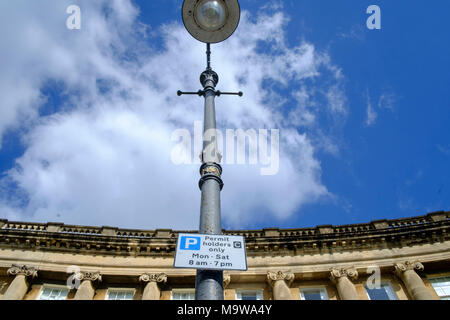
378 92 397 110
0 0 346 230
365 90 378 127
364 89 398 127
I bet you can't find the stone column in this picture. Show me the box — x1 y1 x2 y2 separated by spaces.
267 271 294 300
330 267 359 300
73 272 102 300
139 273 167 300
1 265 38 300
394 261 436 300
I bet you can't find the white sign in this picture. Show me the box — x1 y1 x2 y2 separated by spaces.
174 233 247 271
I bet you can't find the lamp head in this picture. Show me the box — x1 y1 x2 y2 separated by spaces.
182 0 240 44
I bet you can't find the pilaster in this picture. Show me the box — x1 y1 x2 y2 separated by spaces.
394 261 436 300
330 267 359 300
140 273 167 300
1 265 38 300
73 271 102 300
267 271 294 300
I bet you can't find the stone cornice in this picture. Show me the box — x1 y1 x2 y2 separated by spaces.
0 211 448 257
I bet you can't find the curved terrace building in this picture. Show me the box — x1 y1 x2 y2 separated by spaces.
0 211 449 300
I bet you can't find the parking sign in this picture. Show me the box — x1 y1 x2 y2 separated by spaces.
180 236 201 250
174 233 247 271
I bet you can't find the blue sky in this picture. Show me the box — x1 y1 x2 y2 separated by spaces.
0 0 448 231
286 0 450 228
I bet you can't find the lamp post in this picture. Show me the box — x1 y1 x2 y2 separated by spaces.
178 0 242 300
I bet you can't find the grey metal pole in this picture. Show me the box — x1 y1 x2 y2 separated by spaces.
178 43 241 300
195 44 224 300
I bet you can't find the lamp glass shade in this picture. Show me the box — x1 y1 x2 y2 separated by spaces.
195 0 226 31
182 0 240 44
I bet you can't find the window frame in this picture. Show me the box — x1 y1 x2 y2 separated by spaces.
364 282 398 300
105 288 136 300
171 289 196 300
37 284 70 301
427 276 450 300
299 286 329 300
235 289 264 301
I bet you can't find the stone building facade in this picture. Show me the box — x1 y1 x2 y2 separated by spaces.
0 211 449 300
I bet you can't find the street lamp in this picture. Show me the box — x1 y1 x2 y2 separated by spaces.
182 0 240 43
178 0 242 300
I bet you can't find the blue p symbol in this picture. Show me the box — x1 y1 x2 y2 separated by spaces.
180 236 201 250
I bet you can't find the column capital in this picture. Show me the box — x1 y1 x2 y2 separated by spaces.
139 273 167 284
394 261 424 276
75 271 102 282
7 265 38 278
223 274 231 289
267 271 295 287
330 267 358 283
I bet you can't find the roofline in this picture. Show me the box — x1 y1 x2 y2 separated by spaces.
0 210 448 238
